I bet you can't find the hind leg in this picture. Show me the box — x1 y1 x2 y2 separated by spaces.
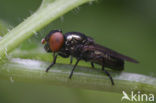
102 61 115 85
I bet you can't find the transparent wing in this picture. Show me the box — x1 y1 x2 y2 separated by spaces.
85 44 139 63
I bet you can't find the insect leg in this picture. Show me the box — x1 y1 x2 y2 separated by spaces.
70 56 73 64
46 52 57 72
69 58 80 79
102 62 115 85
91 62 95 68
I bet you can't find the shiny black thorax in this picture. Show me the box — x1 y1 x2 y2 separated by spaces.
58 32 93 59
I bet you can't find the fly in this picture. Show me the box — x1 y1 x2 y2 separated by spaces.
41 30 139 85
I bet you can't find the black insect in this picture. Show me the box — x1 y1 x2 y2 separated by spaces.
41 30 138 85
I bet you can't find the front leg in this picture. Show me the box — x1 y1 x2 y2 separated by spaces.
46 52 57 72
69 58 80 79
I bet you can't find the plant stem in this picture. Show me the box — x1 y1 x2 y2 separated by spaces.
0 20 9 36
0 0 92 60
0 58 156 95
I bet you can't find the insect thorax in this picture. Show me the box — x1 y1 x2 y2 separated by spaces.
64 32 87 49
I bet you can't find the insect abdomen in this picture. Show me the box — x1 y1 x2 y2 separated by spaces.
93 56 124 71
106 57 124 71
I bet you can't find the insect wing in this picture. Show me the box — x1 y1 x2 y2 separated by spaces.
84 44 138 63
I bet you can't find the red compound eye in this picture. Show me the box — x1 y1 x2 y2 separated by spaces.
49 32 64 52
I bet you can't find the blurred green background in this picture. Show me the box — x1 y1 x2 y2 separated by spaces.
0 0 156 103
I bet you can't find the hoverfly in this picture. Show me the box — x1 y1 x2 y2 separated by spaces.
42 30 138 85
